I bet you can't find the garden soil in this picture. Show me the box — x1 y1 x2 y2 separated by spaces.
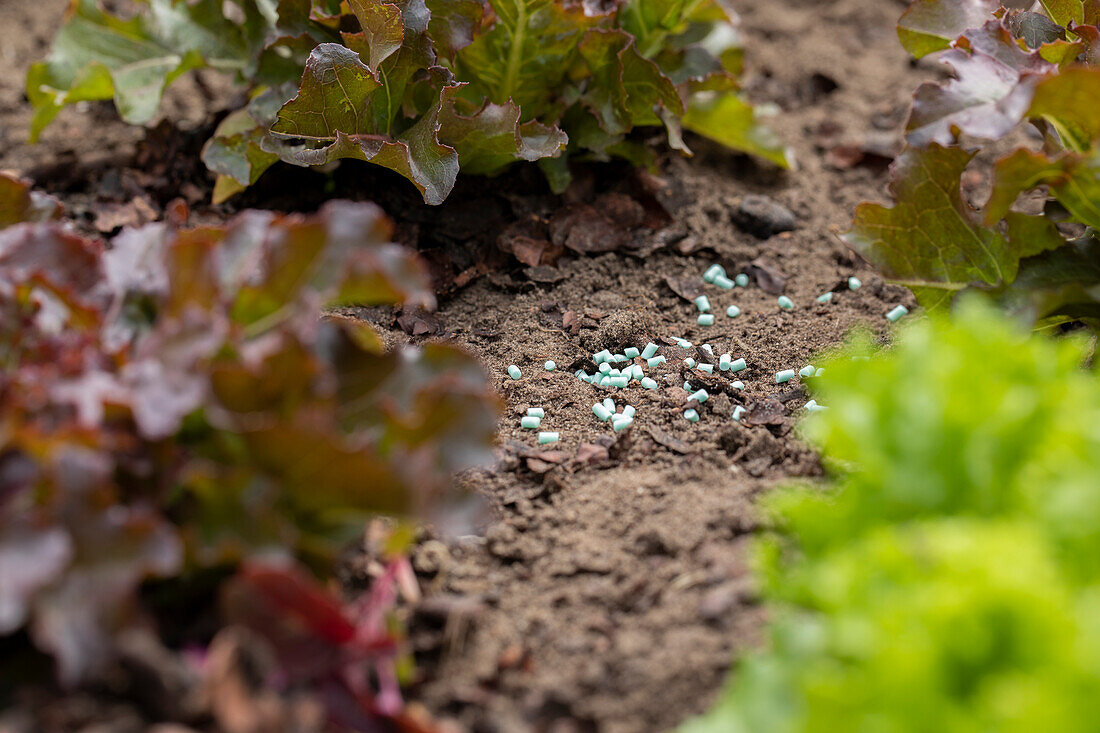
1 0 930 731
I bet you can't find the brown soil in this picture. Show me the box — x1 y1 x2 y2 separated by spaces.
1 0 925 731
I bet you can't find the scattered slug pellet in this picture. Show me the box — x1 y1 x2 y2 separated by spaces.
612 416 633 432
641 377 658 390
545 360 556 371
594 349 612 364
610 375 629 388
508 365 522 380
697 314 715 326
625 347 640 358
622 405 636 418
685 357 697 368
538 432 560 444
805 400 828 412
684 408 700 423
613 354 629 363
521 416 541 429
732 406 746 421
683 380 693 391
689 389 709 403
631 364 644 380
695 295 711 313
674 338 693 349
609 368 621 377
729 358 747 373
641 342 659 359
735 273 749 287
815 368 825 377
704 264 726 283
817 292 833 303
701 344 714 355
647 356 667 367
777 295 794 310
603 398 616 412
776 369 796 383
719 353 732 371
726 305 741 318
698 363 714 374
886 305 909 322
799 365 815 378
714 275 735 289
731 381 744 390
598 363 612 375
527 407 545 418
848 277 862 291
593 403 612 421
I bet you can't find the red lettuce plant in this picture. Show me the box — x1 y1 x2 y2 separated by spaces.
844 0 1100 328
0 173 497 726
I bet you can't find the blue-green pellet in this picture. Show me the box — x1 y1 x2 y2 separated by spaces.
538 432 559 444
689 388 709 403
598 363 612 375
714 275 735 290
777 295 794 310
732 406 746 422
593 403 612 421
603 398 615 412
719 353 732 371
641 342 659 359
545 360 556 371
815 368 825 377
684 409 700 423
776 369 795 383
594 349 612 364
624 347 640 358
683 380 693 391
798 365 815 378
848 276 862 291
674 338 693 349
886 305 909 322
695 295 711 313
698 363 714 374
611 376 629 388
731 380 744 390
697 314 715 326
622 405 636 418
527 407 545 418
609 368 621 377
521 416 541 429
647 356 666 367
613 354 630 363
685 357 697 369
735 273 749 287
641 377 658 389
701 344 714 355
575 370 587 381
508 364 522 379
612 416 633 432
703 264 725 283
729 358 747 373
817 292 834 303
726 305 741 318
805 400 828 412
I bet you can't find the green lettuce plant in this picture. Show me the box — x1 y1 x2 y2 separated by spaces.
30 0 790 205
683 301 1100 732
843 0 1100 329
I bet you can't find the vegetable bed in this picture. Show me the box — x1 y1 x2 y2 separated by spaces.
4 0 1095 732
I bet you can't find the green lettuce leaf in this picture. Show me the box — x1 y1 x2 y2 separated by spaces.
896 0 1000 58
841 145 1064 309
